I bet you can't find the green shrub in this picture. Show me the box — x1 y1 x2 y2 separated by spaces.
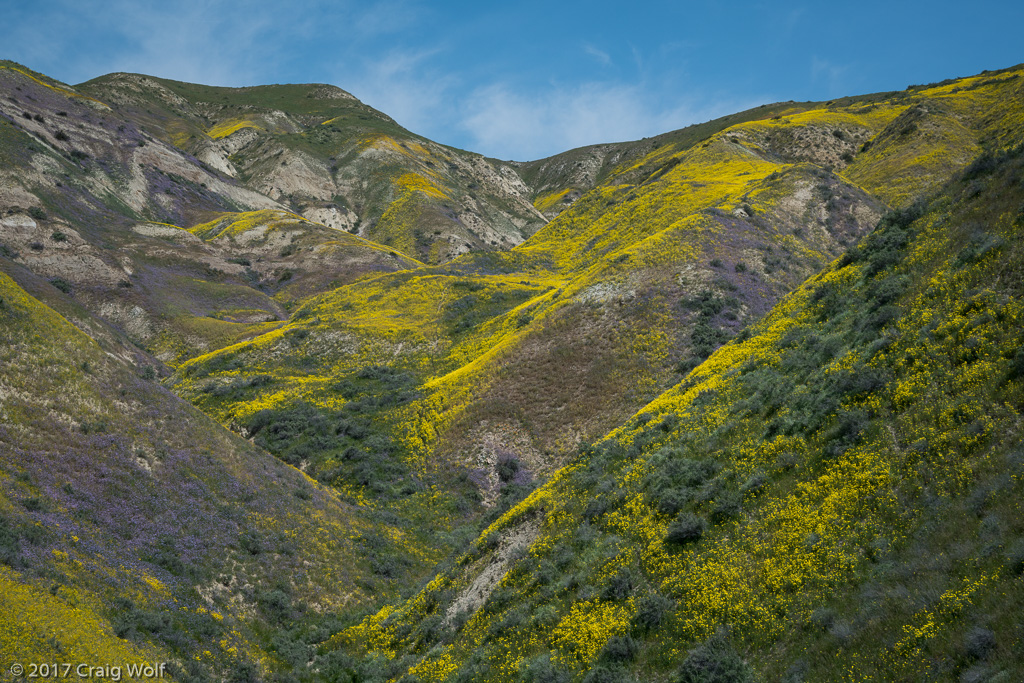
257 589 294 624
601 568 635 601
582 666 628 683
239 531 262 555
520 654 570 683
49 277 72 294
496 456 520 483
600 635 639 663
963 627 996 661
632 593 673 633
665 513 706 546
710 490 743 523
28 206 46 220
676 630 754 683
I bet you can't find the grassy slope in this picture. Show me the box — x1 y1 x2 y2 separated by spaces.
0 270 441 679
169 71 1024 591
334 138 1024 683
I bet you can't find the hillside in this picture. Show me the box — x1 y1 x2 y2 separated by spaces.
1 58 1023 682
334 135 1024 683
175 66 1022 497
77 73 548 263
0 266 443 678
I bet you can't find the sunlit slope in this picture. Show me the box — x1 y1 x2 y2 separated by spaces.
78 73 547 263
844 68 1024 207
334 140 1024 682
0 271 428 678
515 99 852 219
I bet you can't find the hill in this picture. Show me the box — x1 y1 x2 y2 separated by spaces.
334 131 1024 683
1 59 1022 681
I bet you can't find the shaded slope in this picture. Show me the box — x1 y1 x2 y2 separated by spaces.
333 140 1024 683
0 270 439 678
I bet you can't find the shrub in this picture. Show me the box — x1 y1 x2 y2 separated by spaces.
50 231 67 242
600 635 639 663
0 514 26 567
54 130 69 141
496 456 520 483
1004 349 1024 383
740 471 768 496
710 490 743 523
582 666 627 683
28 206 46 220
691 320 731 358
239 531 262 555
520 654 570 683
734 261 747 273
49 278 72 294
257 589 294 624
675 630 754 683
633 593 673 633
601 568 635 601
141 536 188 577
964 627 996 661
808 607 836 632
823 409 869 456
665 513 706 546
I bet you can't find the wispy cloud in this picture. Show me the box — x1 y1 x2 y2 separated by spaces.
459 81 752 160
583 44 612 67
0 0 287 86
339 47 459 134
352 0 424 36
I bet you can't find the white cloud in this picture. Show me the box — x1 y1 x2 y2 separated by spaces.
0 0 287 86
459 81 751 161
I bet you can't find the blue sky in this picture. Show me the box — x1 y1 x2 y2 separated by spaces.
2 0 1022 160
